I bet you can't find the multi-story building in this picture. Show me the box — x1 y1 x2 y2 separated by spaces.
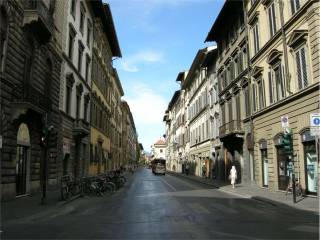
151 139 166 160
89 2 121 175
182 46 216 177
203 49 220 179
205 1 251 183
1 0 62 199
58 0 95 178
121 101 137 167
244 0 319 195
164 90 180 171
110 68 124 170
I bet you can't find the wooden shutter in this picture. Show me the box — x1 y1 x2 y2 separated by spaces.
300 46 308 88
268 71 273 104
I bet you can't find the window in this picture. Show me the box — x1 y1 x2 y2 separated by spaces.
68 25 76 59
244 85 251 117
70 0 76 18
0 7 8 73
79 4 85 34
78 41 84 73
274 65 285 100
258 78 266 109
252 22 260 54
290 0 300 15
85 54 91 82
268 1 277 38
84 97 89 122
252 84 258 112
160 149 163 153
76 94 81 119
228 99 233 122
295 45 309 90
268 71 275 104
66 85 72 115
235 94 241 120
87 20 92 47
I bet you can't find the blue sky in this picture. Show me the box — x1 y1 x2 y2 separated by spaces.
105 0 224 152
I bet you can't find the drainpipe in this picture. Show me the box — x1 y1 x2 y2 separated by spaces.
279 0 292 95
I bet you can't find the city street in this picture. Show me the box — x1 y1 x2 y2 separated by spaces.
2 167 319 239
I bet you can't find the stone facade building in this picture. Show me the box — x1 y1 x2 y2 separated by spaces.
89 2 121 175
0 0 62 199
205 1 252 183
244 0 319 194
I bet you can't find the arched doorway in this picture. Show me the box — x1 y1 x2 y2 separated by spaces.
16 123 30 196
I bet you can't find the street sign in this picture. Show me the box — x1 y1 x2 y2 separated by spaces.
281 116 289 128
310 113 320 136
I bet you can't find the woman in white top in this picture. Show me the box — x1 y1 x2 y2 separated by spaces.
230 165 237 189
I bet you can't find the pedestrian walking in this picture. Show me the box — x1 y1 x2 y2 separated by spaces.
185 164 189 175
229 165 237 189
202 164 207 178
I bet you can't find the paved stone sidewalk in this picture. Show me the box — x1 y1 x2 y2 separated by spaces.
1 171 133 223
167 171 319 214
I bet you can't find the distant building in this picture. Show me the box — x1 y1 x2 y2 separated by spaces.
151 139 166 160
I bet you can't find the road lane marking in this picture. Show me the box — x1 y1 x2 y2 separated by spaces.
159 178 177 191
217 188 251 199
187 203 211 214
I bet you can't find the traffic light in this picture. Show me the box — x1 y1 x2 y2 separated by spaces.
282 128 293 155
40 127 48 147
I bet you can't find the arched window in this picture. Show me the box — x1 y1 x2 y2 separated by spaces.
0 7 8 73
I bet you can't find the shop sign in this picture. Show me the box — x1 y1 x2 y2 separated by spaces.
310 113 320 136
281 116 289 128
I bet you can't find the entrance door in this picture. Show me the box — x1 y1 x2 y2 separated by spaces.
277 147 289 190
261 149 268 187
304 142 318 195
16 146 28 196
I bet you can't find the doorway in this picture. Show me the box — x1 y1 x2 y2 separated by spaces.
16 145 28 196
304 142 317 195
277 147 289 190
261 148 268 187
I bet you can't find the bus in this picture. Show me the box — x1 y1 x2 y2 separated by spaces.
151 159 166 175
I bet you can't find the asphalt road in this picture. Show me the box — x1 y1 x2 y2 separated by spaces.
2 168 319 239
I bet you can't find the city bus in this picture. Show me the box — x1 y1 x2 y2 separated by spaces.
151 159 166 175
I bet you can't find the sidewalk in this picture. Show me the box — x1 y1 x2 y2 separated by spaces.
1 171 134 223
167 171 319 214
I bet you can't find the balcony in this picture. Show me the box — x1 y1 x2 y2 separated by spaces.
219 120 244 139
11 83 49 119
23 0 54 43
73 119 90 139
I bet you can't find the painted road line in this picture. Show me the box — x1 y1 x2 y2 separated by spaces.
160 177 177 192
217 188 251 199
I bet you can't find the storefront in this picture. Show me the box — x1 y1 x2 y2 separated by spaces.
274 134 290 191
259 140 268 187
301 130 318 195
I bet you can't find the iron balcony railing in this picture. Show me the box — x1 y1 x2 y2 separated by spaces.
219 120 244 137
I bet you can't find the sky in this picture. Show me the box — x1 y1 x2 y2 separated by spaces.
105 0 224 152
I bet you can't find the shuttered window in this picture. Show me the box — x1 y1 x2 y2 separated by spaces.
235 94 241 120
252 84 257 112
268 71 274 104
268 1 277 38
252 23 260 54
295 45 308 90
228 100 233 123
274 65 285 100
290 0 300 15
258 78 266 109
244 86 251 117
221 104 226 125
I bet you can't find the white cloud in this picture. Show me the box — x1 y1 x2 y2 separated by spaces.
125 84 167 125
120 50 164 72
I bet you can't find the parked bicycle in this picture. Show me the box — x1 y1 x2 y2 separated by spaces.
61 175 82 201
285 178 303 197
